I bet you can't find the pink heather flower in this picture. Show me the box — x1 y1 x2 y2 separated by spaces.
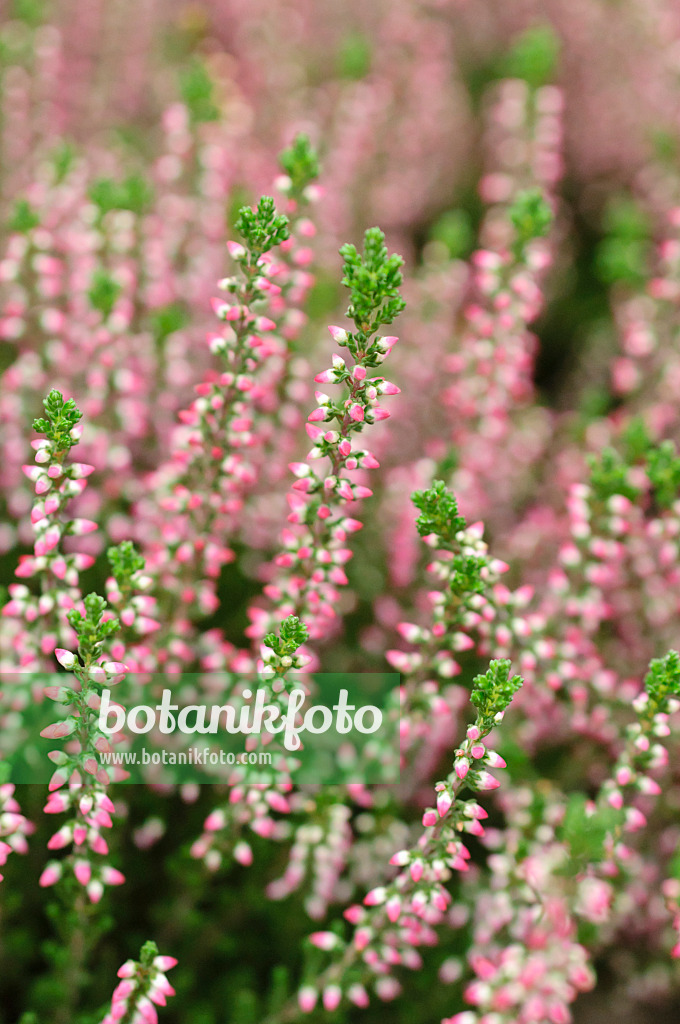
323 985 342 1011
54 648 76 669
39 862 63 888
328 325 348 344
309 932 340 951
298 986 318 1013
476 771 500 790
437 791 453 817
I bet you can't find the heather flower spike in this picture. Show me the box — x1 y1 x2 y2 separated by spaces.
101 941 177 1024
40 590 128 900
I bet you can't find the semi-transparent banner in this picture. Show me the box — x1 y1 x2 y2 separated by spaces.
0 672 400 785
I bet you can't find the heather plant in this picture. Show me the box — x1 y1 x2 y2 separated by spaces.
4 4 680 1024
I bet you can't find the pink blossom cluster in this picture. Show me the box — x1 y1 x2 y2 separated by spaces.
101 948 177 1024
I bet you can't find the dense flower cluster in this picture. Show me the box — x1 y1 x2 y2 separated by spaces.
100 942 177 1024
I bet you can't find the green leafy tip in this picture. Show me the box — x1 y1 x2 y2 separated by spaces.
587 447 640 504
412 480 466 541
279 134 320 196
180 58 219 123
235 196 290 258
504 24 560 90
263 616 309 657
107 540 145 585
339 227 405 346
644 650 680 715
89 174 154 216
470 660 523 721
509 188 553 252
67 593 119 662
140 940 160 967
88 269 122 320
33 390 82 452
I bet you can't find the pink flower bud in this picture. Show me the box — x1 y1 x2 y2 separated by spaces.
437 791 453 817
298 987 318 1013
70 518 98 535
55 648 76 669
39 862 63 887
323 986 342 1011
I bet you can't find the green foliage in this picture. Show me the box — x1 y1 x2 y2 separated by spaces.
587 447 640 503
621 416 652 462
107 540 145 586
11 0 45 26
646 440 680 508
449 553 488 596
589 436 680 508
140 940 159 966
33 390 82 452
67 594 119 666
560 793 624 869
180 58 219 123
668 844 680 882
279 134 319 197
470 660 523 723
89 174 154 216
503 25 560 89
595 197 651 287
509 188 553 253
263 616 309 657
51 140 76 184
339 227 405 347
644 650 680 715
150 302 190 343
87 269 122 319
7 199 40 234
337 32 372 79
235 196 290 258
412 480 466 541
428 209 474 260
